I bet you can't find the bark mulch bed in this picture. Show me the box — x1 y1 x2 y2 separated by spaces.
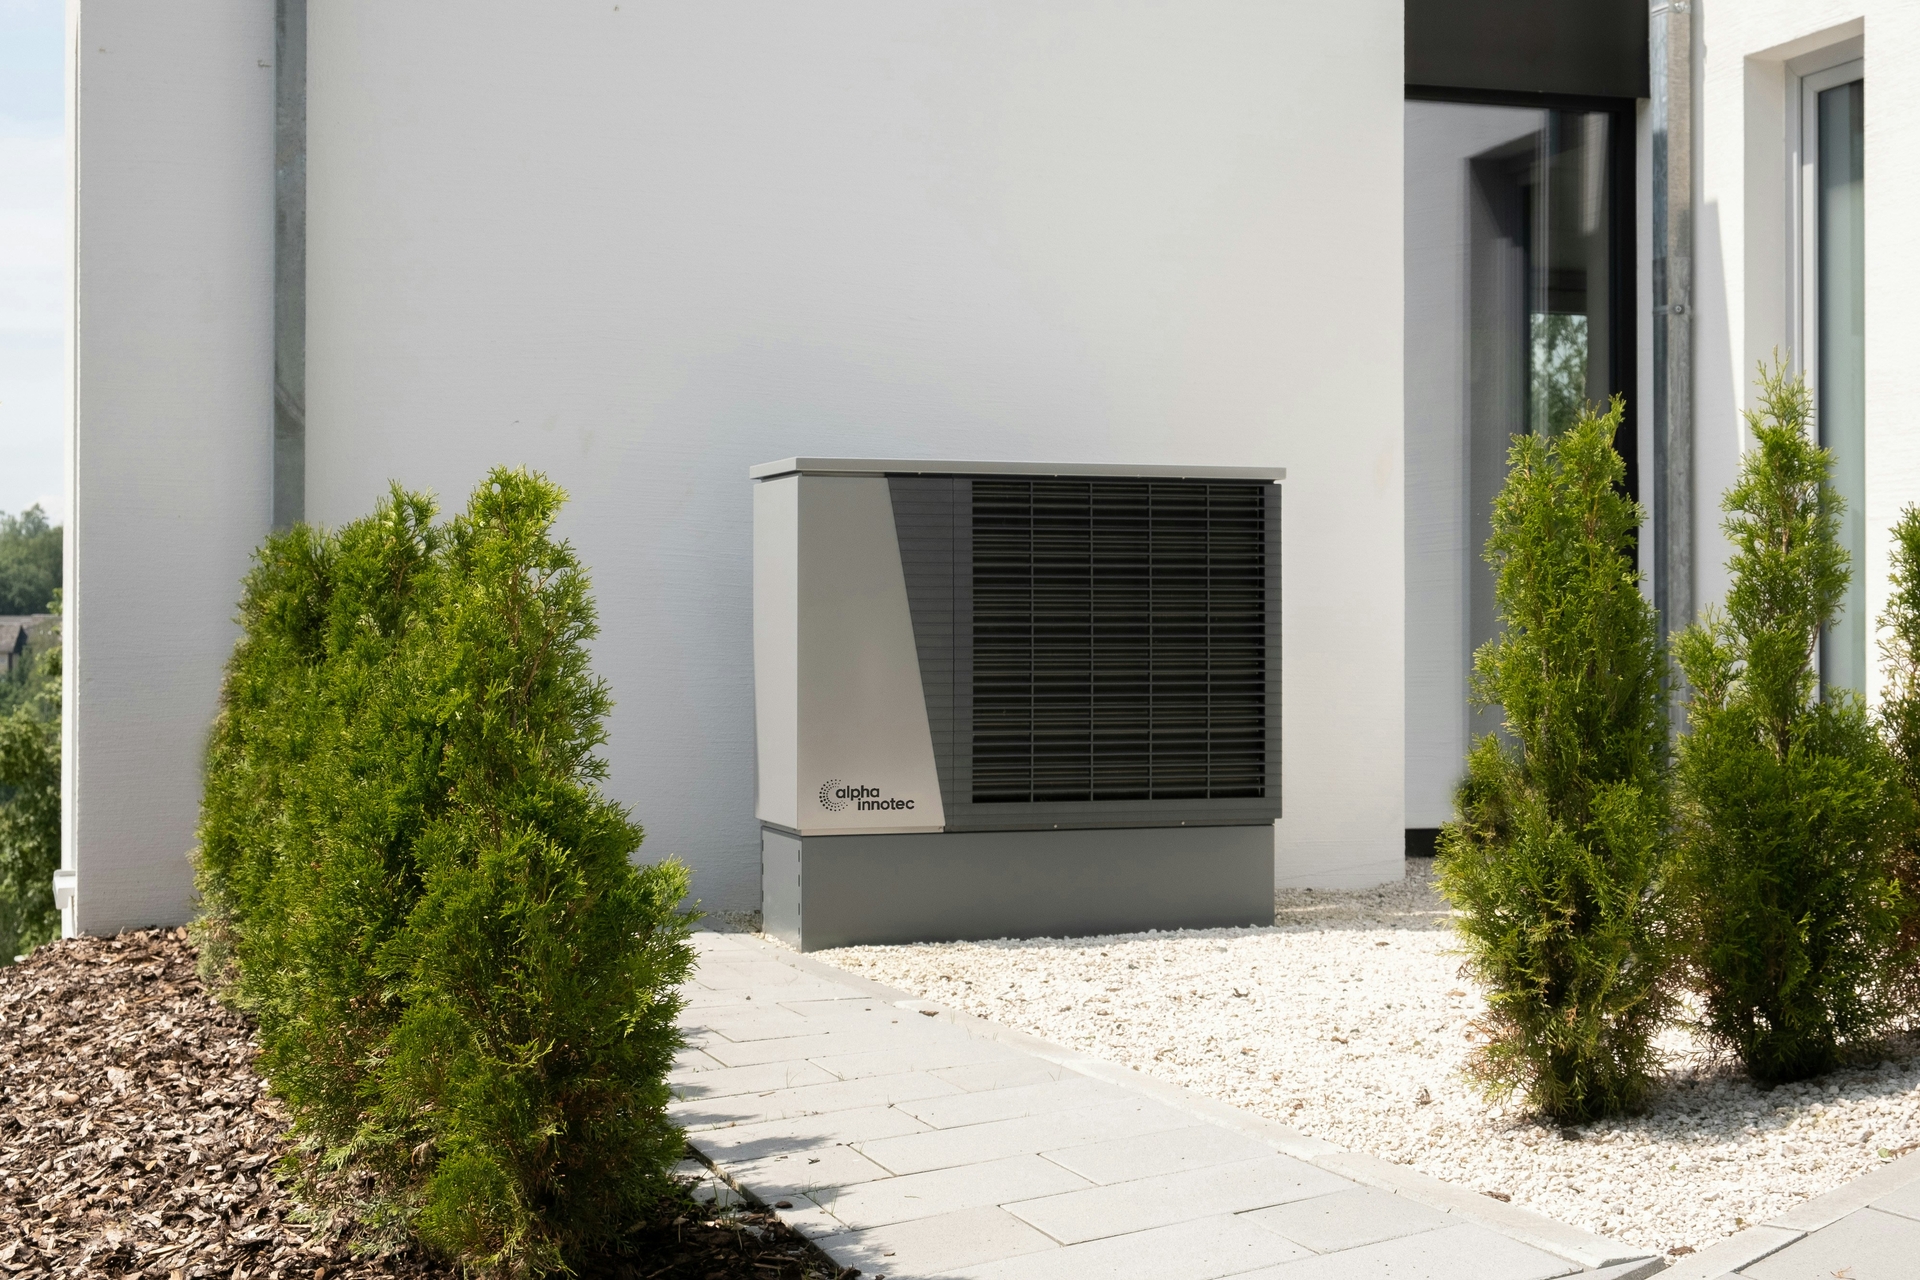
0 929 851 1280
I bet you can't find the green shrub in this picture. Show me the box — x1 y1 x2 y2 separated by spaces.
1672 364 1908 1086
198 470 695 1275
1871 505 1920 978
0 606 60 961
1437 398 1672 1123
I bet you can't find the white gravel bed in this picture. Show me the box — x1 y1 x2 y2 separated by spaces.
804 862 1920 1258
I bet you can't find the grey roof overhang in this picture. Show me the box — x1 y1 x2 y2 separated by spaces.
749 458 1285 482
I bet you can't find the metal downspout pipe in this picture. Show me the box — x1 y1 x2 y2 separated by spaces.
1651 0 1694 693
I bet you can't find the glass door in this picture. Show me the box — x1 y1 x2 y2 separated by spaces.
1805 65 1865 695
1403 98 1634 832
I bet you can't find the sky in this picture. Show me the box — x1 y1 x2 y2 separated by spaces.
0 0 65 524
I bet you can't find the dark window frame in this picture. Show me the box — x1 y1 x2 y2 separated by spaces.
1406 86 1641 514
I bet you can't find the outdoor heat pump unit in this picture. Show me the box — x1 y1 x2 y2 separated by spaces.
753 459 1283 950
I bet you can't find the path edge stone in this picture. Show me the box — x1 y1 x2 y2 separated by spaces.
1762 1145 1920 1231
1647 1150 1920 1278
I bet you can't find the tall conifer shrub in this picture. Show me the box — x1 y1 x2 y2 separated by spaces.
1438 399 1671 1122
198 470 694 1276
1672 364 1906 1085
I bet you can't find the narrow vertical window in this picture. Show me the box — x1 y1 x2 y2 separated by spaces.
1814 75 1865 694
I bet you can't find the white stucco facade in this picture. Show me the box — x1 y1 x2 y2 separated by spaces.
1693 4 1920 704
66 0 1407 926
71 0 1920 932
63 1 275 934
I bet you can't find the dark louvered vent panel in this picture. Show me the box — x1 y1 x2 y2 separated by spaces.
971 479 1268 804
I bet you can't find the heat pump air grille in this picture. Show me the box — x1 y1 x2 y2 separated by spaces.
970 478 1267 804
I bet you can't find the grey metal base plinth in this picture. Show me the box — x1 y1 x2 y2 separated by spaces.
760 824 1275 951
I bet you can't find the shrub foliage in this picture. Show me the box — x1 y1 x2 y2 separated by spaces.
197 469 695 1275
1672 364 1907 1086
1437 399 1672 1122
1879 504 1920 969
0 609 60 961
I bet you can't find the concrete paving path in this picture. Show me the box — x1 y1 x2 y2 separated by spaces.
1656 1145 1920 1280
670 929 1667 1280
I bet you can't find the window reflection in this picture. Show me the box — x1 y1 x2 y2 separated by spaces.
1404 100 1630 828
1817 77 1865 695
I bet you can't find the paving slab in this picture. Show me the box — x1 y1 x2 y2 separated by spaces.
1657 1225 1803 1279
667 1058 838 1099
1869 1166 1920 1222
1241 1186 1453 1253
948 1212 1314 1280
1003 1155 1351 1244
690 1103 931 1164
1741 1205 1920 1278
695 970 857 999
929 1056 1078 1092
722 1142 896 1200
830 1205 1061 1278
1312 1147 1642 1269
854 1098 1196 1176
1239 1221 1581 1280
761 1189 848 1244
783 996 920 1018
891 1075 1127 1128
671 1046 727 1072
684 1005 822 1042
696 1025 941 1069
1578 1261 1670 1280
824 1153 1092 1230
680 987 754 1009
805 1037 1027 1081
669 1069 962 1130
1041 1122 1279 1185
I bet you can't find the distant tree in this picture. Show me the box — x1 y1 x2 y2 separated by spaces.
0 506 61 615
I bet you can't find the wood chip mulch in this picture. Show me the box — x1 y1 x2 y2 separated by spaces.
0 929 853 1280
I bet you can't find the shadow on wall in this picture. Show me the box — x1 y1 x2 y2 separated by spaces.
1692 198 1739 620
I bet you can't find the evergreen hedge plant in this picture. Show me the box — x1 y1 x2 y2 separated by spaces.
1437 399 1672 1123
197 469 695 1276
1672 364 1907 1086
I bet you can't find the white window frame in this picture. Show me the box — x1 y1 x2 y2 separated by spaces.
1786 44 1864 691
1786 43 1864 388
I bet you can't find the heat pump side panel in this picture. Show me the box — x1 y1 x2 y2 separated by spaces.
754 475 801 831
795 476 946 835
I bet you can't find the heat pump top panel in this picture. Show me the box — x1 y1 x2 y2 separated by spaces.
750 458 1286 483
752 460 1283 837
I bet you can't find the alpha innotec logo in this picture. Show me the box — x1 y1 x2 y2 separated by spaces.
818 780 917 813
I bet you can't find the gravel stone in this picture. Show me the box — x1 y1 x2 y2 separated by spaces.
807 861 1920 1257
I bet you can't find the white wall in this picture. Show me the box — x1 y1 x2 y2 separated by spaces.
1695 2 1920 692
65 0 275 932
302 0 1407 905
